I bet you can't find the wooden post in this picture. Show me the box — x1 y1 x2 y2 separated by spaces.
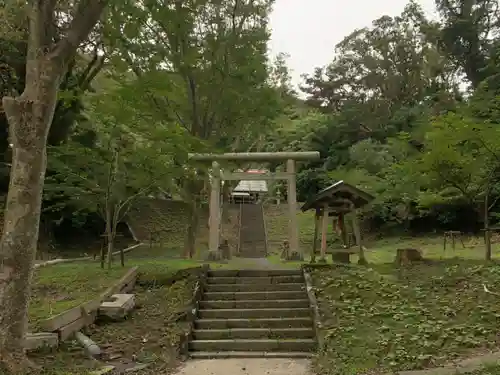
320 205 329 263
351 210 367 265
311 208 321 263
338 213 347 248
208 161 221 258
286 159 301 260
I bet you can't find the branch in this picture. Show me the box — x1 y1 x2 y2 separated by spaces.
52 0 109 66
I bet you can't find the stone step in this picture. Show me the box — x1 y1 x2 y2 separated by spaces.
199 299 310 309
203 290 307 300
205 283 305 293
198 308 311 319
208 270 302 277
193 327 315 340
195 317 313 329
206 276 303 284
189 351 312 359
189 339 315 352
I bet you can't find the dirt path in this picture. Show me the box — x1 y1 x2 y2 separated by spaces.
174 358 312 375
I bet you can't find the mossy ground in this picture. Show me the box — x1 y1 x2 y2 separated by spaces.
312 259 500 375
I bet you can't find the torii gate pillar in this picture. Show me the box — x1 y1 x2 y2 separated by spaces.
188 151 320 260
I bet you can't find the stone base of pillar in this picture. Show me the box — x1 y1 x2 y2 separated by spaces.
206 250 222 261
286 251 303 261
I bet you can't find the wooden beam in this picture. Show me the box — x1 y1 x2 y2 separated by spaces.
320 204 329 262
287 159 301 259
338 213 347 247
188 151 320 162
222 172 293 181
351 210 367 265
208 161 221 255
311 209 320 262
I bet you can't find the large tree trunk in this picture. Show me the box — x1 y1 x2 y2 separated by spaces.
0 2 108 372
0 89 53 373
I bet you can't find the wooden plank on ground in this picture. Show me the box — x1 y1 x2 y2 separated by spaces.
41 305 83 332
59 311 97 341
103 267 138 297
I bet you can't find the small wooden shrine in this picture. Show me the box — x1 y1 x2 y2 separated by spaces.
301 180 374 264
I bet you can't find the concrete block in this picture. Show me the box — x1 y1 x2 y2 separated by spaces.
99 293 135 319
24 332 59 351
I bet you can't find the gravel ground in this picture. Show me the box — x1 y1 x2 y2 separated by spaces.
174 358 312 375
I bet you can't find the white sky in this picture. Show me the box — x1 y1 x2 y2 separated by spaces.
268 0 438 89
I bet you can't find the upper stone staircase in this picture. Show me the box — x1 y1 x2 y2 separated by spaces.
238 203 268 257
189 268 315 359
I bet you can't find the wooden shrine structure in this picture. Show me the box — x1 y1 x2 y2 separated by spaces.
188 151 320 260
301 181 374 263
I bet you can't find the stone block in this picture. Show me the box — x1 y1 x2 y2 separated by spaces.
24 332 59 351
99 294 135 320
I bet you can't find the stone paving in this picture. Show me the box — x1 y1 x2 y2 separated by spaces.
173 358 312 375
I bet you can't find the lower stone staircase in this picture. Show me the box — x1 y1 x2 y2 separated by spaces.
189 269 315 358
239 203 268 257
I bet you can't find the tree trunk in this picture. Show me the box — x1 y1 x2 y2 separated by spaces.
0 95 52 373
105 204 114 270
0 2 108 371
115 214 124 267
484 193 492 261
100 235 106 269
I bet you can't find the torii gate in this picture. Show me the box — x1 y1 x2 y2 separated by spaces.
188 151 320 259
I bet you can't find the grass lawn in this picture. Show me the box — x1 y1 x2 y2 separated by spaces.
29 245 204 329
30 263 129 329
266 234 500 269
30 242 287 329
312 259 500 375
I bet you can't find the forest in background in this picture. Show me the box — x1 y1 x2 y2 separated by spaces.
1 0 499 255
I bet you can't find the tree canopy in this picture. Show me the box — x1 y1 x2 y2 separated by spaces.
1 0 499 250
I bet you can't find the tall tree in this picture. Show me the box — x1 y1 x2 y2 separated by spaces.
434 0 500 88
0 1 108 372
105 0 279 257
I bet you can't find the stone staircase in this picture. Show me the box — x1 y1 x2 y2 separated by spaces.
189 269 315 359
239 203 268 258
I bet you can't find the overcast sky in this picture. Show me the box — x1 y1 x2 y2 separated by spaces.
268 0 438 89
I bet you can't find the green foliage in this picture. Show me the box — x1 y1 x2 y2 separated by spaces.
418 112 500 209
44 81 191 224
105 0 280 151
267 0 500 233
